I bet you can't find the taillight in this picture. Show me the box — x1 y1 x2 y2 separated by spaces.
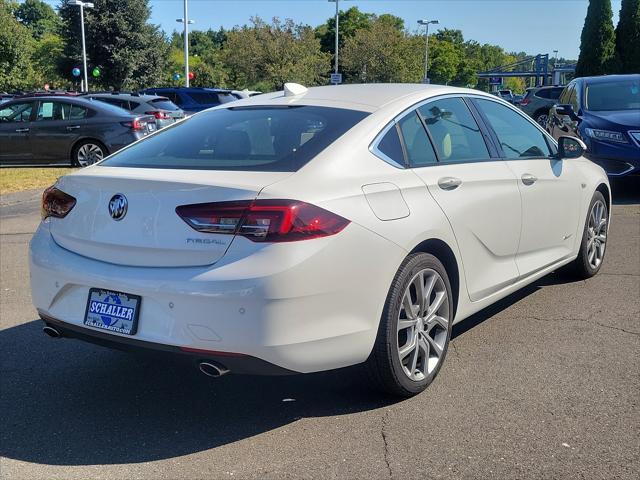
121 119 146 130
146 110 170 120
42 186 76 220
176 200 350 242
520 99 531 106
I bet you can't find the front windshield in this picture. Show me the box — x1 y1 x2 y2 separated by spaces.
585 78 640 111
100 105 369 172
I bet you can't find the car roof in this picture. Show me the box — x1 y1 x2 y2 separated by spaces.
229 83 480 112
87 93 163 102
145 87 232 93
576 74 640 84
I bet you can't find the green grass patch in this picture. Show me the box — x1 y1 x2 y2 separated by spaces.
0 168 76 195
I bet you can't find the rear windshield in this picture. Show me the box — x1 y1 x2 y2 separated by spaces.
149 98 180 111
585 78 640 111
187 91 235 105
100 106 369 171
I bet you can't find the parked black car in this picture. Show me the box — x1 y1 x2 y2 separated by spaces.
547 74 640 177
0 95 156 166
519 86 565 126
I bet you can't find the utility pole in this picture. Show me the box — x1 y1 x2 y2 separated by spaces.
69 1 94 92
176 0 195 87
418 19 439 84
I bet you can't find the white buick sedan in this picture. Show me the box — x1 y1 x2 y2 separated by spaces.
30 83 610 397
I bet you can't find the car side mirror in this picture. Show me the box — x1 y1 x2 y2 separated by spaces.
555 104 575 117
557 136 586 159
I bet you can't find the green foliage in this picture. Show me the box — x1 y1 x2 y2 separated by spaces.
576 0 616 77
316 6 373 55
57 0 167 90
0 1 36 91
221 17 330 91
614 0 640 73
15 0 60 39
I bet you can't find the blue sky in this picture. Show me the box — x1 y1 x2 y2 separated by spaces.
43 1 623 59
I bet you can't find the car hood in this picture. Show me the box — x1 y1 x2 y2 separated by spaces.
584 110 640 130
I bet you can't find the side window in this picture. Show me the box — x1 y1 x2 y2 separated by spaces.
397 112 437 167
36 101 67 121
172 93 184 106
475 99 552 159
375 124 405 167
418 98 490 163
568 85 579 111
550 87 564 100
0 102 33 123
535 89 550 99
69 104 88 119
558 85 572 104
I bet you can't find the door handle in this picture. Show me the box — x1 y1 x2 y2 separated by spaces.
521 173 538 186
15 128 29 133
438 177 462 191
66 125 81 131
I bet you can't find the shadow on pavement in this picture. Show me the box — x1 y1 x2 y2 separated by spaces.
610 177 639 205
0 319 398 466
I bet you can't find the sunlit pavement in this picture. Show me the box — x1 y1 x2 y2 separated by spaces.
1 181 638 480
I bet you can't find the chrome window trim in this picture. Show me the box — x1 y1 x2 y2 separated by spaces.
370 92 561 169
368 120 405 169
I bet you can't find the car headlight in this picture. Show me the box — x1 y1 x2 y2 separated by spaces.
585 128 629 143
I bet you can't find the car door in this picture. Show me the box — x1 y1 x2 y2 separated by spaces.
0 101 35 164
549 82 581 140
473 97 582 277
30 100 87 162
407 96 522 302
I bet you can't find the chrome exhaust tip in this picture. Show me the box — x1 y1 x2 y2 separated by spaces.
198 361 230 378
43 326 62 338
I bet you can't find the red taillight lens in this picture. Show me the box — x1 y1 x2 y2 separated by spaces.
520 99 531 106
121 119 145 130
146 110 170 120
176 200 350 242
42 186 76 220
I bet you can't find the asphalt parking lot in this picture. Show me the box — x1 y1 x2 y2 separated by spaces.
1 181 638 480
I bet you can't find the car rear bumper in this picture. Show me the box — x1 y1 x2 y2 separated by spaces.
29 220 405 374
39 311 294 375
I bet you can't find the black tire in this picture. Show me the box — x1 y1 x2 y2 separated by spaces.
366 253 453 397
71 139 107 167
534 110 549 127
569 190 608 279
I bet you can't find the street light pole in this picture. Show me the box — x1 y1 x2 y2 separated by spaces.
327 0 341 76
176 0 195 87
418 19 439 84
69 1 94 92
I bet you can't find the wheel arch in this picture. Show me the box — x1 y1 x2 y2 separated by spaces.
595 182 611 214
409 238 460 319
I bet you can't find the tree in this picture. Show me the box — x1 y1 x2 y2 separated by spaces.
315 6 373 56
58 0 168 90
15 0 60 38
0 1 36 91
342 20 420 83
221 17 330 91
614 0 640 73
575 0 616 76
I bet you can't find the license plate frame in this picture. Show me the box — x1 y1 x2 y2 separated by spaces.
84 288 141 335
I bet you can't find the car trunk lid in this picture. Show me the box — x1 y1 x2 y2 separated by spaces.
49 166 291 267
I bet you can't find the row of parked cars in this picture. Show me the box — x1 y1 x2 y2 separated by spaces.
495 74 639 178
0 87 261 166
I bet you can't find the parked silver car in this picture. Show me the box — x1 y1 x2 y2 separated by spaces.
519 86 565 126
85 93 185 129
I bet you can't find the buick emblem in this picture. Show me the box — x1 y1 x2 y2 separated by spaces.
108 194 128 221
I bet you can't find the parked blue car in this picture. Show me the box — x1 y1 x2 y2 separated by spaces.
547 74 640 177
139 87 236 115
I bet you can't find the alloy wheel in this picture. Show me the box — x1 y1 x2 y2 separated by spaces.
587 199 607 269
396 268 450 382
536 113 548 127
77 143 104 167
